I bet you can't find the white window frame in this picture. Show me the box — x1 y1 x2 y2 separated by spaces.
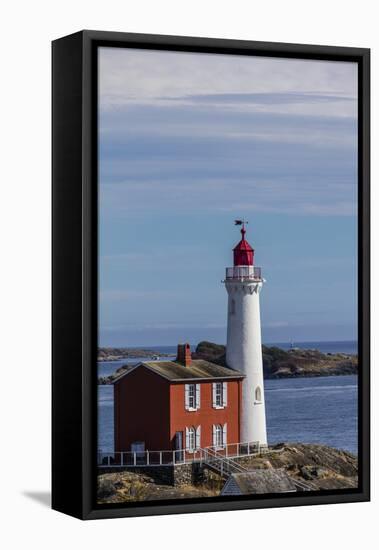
188 426 196 451
188 384 196 409
212 381 227 409
213 424 223 449
255 386 262 404
215 382 223 407
185 383 200 411
212 424 227 450
186 425 201 453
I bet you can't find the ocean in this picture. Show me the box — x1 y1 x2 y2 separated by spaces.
98 340 358 455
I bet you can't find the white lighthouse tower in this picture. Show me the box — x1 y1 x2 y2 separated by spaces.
223 221 268 447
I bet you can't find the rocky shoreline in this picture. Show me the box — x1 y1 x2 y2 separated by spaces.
98 341 357 384
98 347 173 362
193 341 358 379
97 442 358 504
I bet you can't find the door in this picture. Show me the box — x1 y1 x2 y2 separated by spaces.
174 431 183 462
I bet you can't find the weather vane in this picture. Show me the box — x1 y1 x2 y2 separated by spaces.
234 219 249 227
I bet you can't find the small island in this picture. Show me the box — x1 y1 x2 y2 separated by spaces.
98 341 357 384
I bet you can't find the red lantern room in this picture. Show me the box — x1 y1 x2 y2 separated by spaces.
233 223 254 266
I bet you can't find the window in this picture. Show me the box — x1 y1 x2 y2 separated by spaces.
215 425 223 447
186 426 201 452
255 386 262 403
188 384 196 409
185 383 200 410
188 426 196 451
230 298 236 315
215 382 223 407
212 381 227 408
213 423 227 449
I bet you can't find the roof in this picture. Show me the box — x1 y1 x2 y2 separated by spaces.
233 236 253 252
221 469 297 496
233 226 254 266
233 226 253 252
112 359 245 384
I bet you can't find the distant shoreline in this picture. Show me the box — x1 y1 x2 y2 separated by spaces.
98 347 174 362
97 341 358 384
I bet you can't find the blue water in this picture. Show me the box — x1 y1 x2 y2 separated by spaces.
98 340 358 454
98 374 358 455
265 375 357 454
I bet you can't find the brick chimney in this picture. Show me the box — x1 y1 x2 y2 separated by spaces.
176 343 192 367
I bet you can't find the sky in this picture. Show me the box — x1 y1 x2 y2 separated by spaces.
98 47 358 347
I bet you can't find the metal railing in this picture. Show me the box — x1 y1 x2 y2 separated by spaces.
225 266 262 281
201 447 248 478
97 441 261 468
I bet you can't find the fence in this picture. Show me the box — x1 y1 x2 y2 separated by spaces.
98 441 262 468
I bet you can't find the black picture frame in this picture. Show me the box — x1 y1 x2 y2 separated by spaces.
52 30 370 520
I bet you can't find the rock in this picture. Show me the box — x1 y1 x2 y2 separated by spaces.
97 478 115 499
97 443 358 503
192 341 358 379
98 347 173 362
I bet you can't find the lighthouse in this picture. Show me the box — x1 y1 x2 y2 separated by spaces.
223 221 268 446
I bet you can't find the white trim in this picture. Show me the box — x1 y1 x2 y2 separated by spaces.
187 383 197 411
196 425 201 449
213 424 224 450
223 381 228 407
212 383 217 408
196 384 201 409
186 426 196 453
213 381 226 409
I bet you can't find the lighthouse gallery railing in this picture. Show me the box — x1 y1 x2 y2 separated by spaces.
225 266 262 280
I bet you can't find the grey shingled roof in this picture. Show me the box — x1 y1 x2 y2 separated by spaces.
221 469 297 495
113 359 245 383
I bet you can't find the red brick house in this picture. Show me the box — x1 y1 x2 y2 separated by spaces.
113 343 245 456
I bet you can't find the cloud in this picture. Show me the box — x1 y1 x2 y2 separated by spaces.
97 47 358 345
99 47 358 119
99 104 357 147
157 91 357 119
98 49 358 220
98 100 357 219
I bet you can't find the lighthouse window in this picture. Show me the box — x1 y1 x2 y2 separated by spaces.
255 386 262 403
230 298 236 315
